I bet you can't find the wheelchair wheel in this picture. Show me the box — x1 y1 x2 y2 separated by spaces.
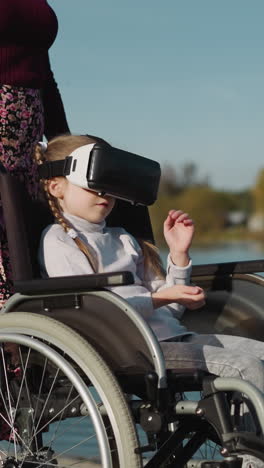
0 312 142 468
182 391 264 467
186 435 223 466
183 391 223 463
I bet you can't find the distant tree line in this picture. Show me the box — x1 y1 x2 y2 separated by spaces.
150 162 253 245
253 169 264 215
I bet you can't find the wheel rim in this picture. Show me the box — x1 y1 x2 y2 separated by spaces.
0 333 113 468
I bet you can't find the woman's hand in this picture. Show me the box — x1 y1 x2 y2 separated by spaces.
152 284 205 310
164 210 194 266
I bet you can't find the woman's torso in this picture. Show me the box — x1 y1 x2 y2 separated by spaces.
0 0 58 88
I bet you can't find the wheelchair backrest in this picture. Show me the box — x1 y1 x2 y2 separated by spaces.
0 166 53 280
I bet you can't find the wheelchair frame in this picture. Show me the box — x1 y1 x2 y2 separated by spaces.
0 273 264 467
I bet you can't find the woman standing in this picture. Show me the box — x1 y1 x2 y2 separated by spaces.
0 0 70 304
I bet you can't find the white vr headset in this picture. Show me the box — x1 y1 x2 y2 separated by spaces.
38 143 161 206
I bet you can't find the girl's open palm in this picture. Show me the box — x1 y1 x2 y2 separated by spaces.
164 210 194 254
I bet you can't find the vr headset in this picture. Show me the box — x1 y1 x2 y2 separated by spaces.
38 143 161 206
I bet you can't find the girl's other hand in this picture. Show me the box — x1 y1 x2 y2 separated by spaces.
152 285 206 310
163 210 194 266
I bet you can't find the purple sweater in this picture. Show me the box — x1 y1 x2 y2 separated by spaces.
0 0 69 139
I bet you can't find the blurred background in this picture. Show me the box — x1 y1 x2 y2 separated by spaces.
49 0 264 264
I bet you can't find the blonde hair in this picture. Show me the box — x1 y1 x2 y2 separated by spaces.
35 134 165 278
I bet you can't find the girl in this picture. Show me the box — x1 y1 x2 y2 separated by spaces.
35 133 206 342
36 134 264 467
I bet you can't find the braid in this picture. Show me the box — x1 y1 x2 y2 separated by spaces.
137 239 165 280
73 237 98 272
49 192 98 272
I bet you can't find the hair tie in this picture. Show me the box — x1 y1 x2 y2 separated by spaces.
67 228 78 239
38 141 48 152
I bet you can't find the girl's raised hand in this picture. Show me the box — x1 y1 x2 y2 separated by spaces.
163 210 194 267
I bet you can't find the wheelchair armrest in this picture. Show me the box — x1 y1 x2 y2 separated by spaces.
14 271 134 295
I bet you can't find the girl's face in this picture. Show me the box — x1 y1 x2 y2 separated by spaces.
48 178 115 223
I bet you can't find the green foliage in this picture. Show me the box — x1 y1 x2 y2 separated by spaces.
252 169 264 214
211 190 252 214
150 187 229 244
176 187 227 236
230 190 252 214
150 160 254 246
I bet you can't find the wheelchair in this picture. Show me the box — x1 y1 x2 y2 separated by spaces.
0 167 264 467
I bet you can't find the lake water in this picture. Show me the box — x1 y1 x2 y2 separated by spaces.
161 240 264 265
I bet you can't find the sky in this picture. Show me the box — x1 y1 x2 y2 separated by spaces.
48 0 264 191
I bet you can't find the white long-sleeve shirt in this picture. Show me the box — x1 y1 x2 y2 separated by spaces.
39 213 193 341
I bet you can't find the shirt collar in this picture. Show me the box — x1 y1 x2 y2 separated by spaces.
63 213 106 233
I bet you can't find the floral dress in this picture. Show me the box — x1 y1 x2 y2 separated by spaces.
0 84 44 303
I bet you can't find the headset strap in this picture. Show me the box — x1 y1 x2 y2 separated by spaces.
38 157 73 179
